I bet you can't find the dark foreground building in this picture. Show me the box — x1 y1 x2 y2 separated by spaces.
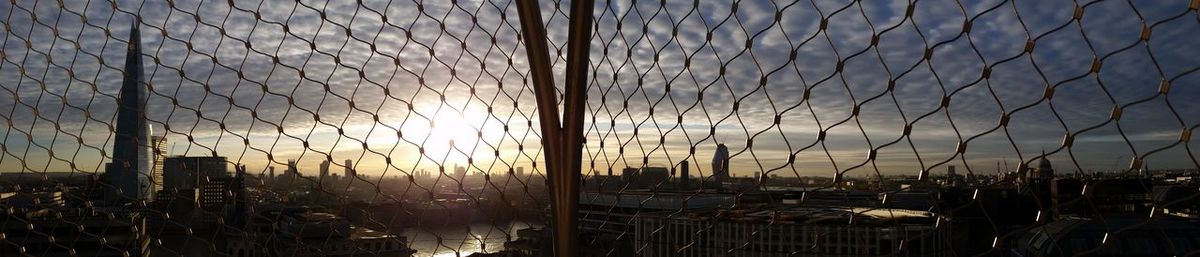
1015 216 1200 256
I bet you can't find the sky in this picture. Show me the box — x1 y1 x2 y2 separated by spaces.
1 0 1198 180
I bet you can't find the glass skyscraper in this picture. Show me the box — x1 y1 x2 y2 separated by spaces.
104 22 152 204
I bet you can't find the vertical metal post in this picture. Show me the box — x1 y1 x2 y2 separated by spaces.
515 0 593 256
560 0 594 255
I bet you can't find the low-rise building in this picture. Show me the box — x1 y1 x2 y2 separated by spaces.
1015 216 1200 257
254 207 415 257
1 206 150 257
579 191 735 256
635 206 950 257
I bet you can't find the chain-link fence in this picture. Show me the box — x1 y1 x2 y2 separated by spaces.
3 0 1200 257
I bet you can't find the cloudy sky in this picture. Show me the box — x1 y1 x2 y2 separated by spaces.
1 0 1198 180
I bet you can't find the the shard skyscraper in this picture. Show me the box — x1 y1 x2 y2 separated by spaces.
104 21 153 204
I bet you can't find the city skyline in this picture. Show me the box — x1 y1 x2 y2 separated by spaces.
2 0 1198 178
2 1 1199 257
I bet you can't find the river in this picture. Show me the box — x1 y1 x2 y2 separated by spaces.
398 220 544 257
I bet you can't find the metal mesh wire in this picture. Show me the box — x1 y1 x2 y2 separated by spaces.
3 0 547 256
579 0 1200 257
2 0 1200 257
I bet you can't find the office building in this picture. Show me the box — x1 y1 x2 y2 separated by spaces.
162 156 229 192
678 160 691 189
454 165 467 180
153 156 234 232
712 144 730 188
151 135 167 194
945 165 963 187
320 159 331 183
288 159 299 175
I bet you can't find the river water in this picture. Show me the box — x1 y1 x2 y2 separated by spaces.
398 220 544 257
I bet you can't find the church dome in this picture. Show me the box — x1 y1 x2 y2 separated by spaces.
1036 156 1053 171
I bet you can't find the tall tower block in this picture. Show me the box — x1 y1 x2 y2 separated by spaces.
104 21 152 204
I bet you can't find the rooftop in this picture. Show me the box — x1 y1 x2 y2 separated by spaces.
655 205 940 226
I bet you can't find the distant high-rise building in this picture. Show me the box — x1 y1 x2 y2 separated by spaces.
198 171 245 214
150 134 166 194
946 165 961 187
103 22 153 204
227 164 249 228
320 159 331 182
454 165 467 180
287 159 299 174
678 160 691 189
345 159 355 178
280 159 299 185
712 144 730 187
268 166 276 182
153 157 239 233
199 176 236 212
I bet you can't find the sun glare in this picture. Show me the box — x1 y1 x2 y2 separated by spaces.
431 111 479 149
405 108 492 163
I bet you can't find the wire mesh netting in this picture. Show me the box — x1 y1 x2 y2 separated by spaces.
577 0 1200 256
2 0 1200 257
3 0 549 256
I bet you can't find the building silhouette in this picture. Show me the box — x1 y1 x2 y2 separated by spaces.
103 21 153 204
1029 153 1054 185
320 159 331 184
162 156 228 192
454 164 466 180
635 207 950 257
152 156 232 232
711 144 730 188
678 160 691 190
150 135 167 194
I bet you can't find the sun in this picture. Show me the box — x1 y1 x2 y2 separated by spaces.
430 111 479 149
390 102 511 168
412 109 488 163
